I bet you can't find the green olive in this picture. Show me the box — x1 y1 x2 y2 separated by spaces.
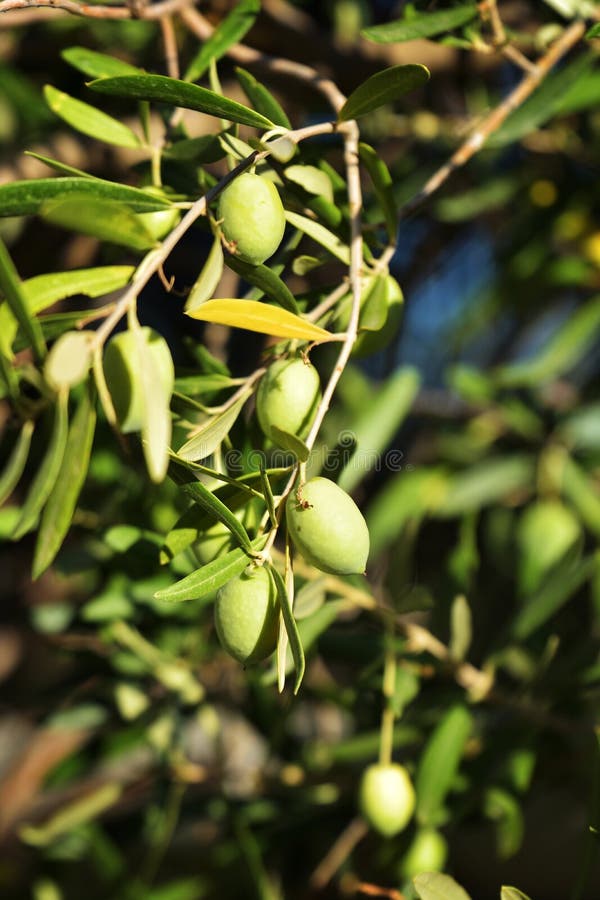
192 521 234 565
256 358 321 444
286 477 369 575
214 566 279 665
399 828 448 880
359 763 416 837
138 186 180 241
103 327 174 433
218 172 286 265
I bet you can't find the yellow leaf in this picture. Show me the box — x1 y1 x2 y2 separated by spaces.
186 298 338 343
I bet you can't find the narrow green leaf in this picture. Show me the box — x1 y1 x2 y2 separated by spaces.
185 234 224 312
12 392 69 540
24 150 95 179
436 456 535 517
284 210 350 264
0 177 171 218
338 367 420 493
359 275 388 331
180 478 253 553
133 327 174 483
32 382 96 578
362 5 478 43
185 0 260 82
177 393 249 462
155 542 262 602
0 420 34 506
450 594 472 662
41 196 156 251
284 165 333 202
269 564 305 694
89 75 274 130
20 783 122 847
587 23 600 39
187 298 337 342
359 142 398 240
512 555 597 640
338 64 429 121
174 373 241 395
25 266 134 312
235 66 291 129
0 266 134 357
44 85 141 149
0 236 45 361
489 53 594 147
258 461 277 528
224 254 299 313
415 705 472 826
413 872 472 900
270 426 310 462
62 46 142 79
563 456 600 537
501 889 533 900
495 296 600 387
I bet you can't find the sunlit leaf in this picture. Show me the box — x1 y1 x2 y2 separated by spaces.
284 210 350 264
186 298 337 342
41 196 156 251
338 64 430 121
44 85 141 148
185 234 224 312
0 178 171 218
32 381 96 578
0 236 46 361
155 542 263 603
284 165 333 202
0 420 34 506
12 393 69 540
177 392 249 462
413 872 472 900
236 66 291 128
270 564 305 694
89 75 274 129
62 46 142 79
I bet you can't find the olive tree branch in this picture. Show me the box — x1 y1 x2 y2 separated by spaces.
178 5 346 113
0 0 195 21
398 19 585 221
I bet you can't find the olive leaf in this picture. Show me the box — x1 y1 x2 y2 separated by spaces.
12 392 69 540
338 64 430 121
32 381 97 579
177 392 250 462
269 563 305 694
186 299 337 343
185 234 224 312
44 85 141 149
0 419 34 506
155 539 265 603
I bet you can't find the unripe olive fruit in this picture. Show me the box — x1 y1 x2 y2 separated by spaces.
256 358 321 444
399 828 448 880
359 763 416 837
214 566 279 665
193 521 234 565
138 186 180 241
218 172 286 265
103 327 174 433
286 477 369 575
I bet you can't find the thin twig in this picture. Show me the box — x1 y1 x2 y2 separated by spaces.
160 14 180 80
400 20 585 220
309 817 369 891
179 5 346 113
0 0 194 20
